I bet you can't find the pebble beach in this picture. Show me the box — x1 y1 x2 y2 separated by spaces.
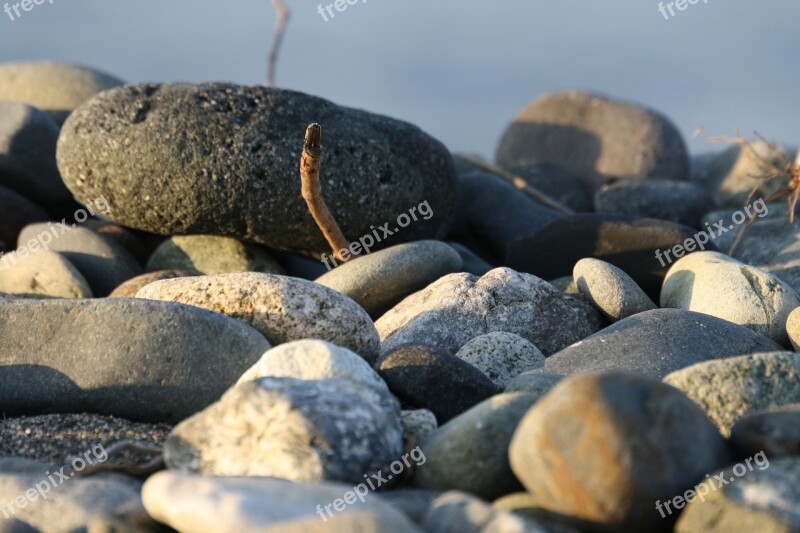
0 53 798 533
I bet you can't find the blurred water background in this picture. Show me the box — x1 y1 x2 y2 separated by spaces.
1 0 797 158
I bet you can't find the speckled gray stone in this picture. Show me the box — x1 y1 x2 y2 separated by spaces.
0 61 123 125
142 472 420 532
541 309 782 379
164 377 403 483
504 372 563 397
0 298 270 422
663 351 800 436
454 332 545 389
784 306 800 351
0 101 70 207
17 224 141 297
136 272 380 362
413 392 538 500
0 458 156 531
236 339 388 393
377 267 602 357
574 258 656 322
146 235 284 275
315 240 462 319
509 373 730 530
496 90 689 183
729 404 800 459
56 83 457 257
0 185 47 252
0 249 92 299
661 251 800 346
675 457 800 533
401 409 438 447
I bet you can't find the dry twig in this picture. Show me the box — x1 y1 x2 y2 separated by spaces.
455 153 574 215
300 123 354 262
267 0 290 87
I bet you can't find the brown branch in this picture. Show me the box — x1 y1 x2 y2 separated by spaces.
267 0 290 87
455 153 575 215
300 124 354 262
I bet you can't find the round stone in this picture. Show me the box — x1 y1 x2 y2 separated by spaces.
146 235 284 275
454 332 545 389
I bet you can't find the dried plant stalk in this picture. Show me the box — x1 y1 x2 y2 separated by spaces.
300 123 354 262
455 153 574 215
267 0 290 87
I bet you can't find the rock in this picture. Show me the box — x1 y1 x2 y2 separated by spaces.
377 268 602 358
661 251 800 346
423 491 550 533
142 471 420 532
448 172 563 262
56 83 457 257
509 373 730 530
496 90 689 183
574 258 656 321
663 352 800 436
723 217 800 297
374 489 442 527
145 235 284 275
108 269 194 298
447 242 493 276
547 276 584 299
504 161 594 213
675 457 800 533
0 519 36 532
401 409 438 447
506 214 713 298
235 339 388 393
315 241 462 319
541 309 782 379
505 372 563 396
271 250 330 280
17 224 141 297
454 332 544 389
788 307 800 351
594 178 715 227
0 249 92 299
135 272 380 362
82 219 153 265
0 61 123 125
0 458 155 531
0 185 47 252
414 392 538 500
729 404 800 460
0 101 70 207
164 377 403 483
0 298 269 422
376 344 498 423
692 139 796 207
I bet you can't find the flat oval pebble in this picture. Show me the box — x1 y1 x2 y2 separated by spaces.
142 471 420 532
0 101 70 208
507 214 713 298
164 377 403 483
0 298 269 422
496 90 689 182
661 251 800 346
541 309 782 379
56 83 457 256
574 258 657 322
454 332 545 389
135 272 380 362
729 404 800 459
663 351 800 436
0 61 123 125
375 344 498 423
675 457 800 533
413 392 538 500
146 234 284 275
17 224 142 297
236 339 389 393
377 267 601 358
509 373 730 530
315 240 462 319
108 269 194 298
0 249 92 299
